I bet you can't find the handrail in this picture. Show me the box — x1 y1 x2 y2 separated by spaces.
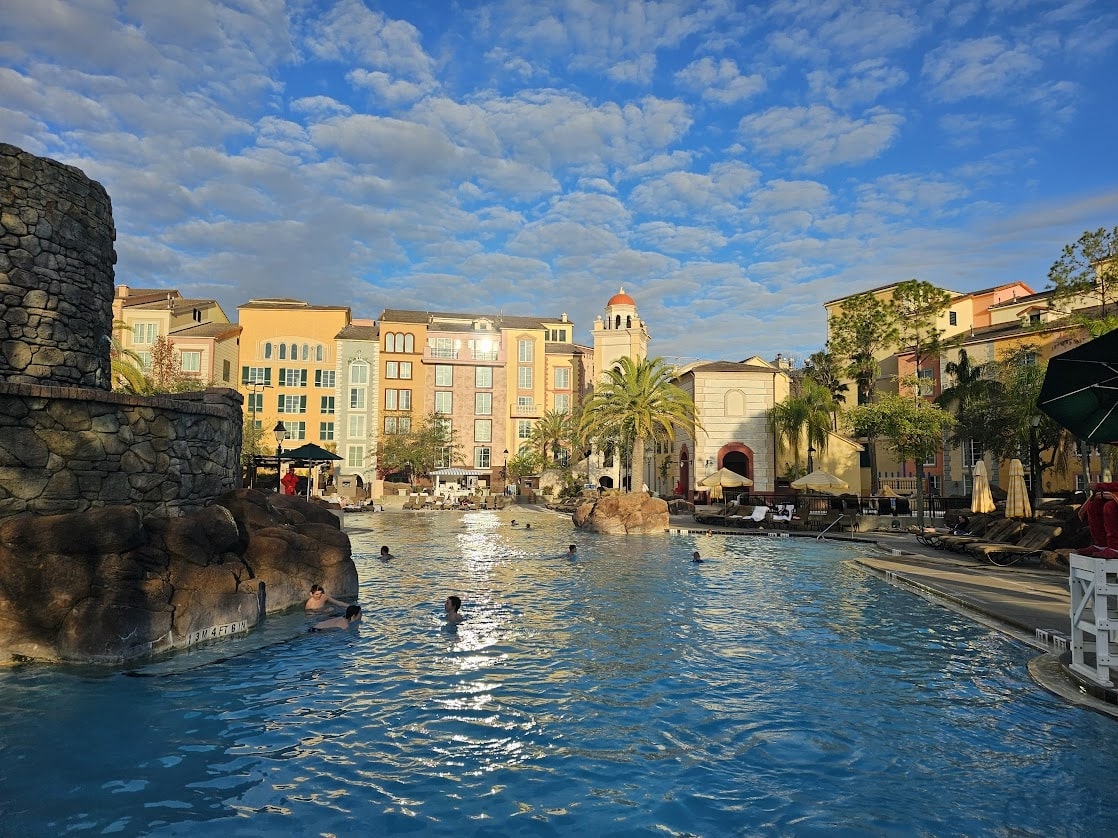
816 514 852 540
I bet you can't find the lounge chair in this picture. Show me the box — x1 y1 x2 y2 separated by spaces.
928 515 993 550
938 518 1025 554
966 524 1063 566
728 505 768 528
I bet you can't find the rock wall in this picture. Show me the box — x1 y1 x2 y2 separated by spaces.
573 492 669 534
0 490 358 664
0 142 115 389
0 381 243 518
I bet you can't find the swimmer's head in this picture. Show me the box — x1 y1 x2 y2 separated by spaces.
345 605 361 620
446 596 462 612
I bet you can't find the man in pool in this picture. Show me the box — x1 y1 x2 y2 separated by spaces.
691 551 704 563
305 584 351 611
444 595 464 623
567 544 578 559
310 604 361 631
380 545 396 561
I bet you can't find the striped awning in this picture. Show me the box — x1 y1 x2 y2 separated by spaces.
430 468 491 477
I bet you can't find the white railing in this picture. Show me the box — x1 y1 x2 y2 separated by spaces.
1070 554 1118 687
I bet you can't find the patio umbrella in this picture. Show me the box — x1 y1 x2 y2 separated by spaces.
790 470 848 494
709 484 724 502
1004 458 1032 519
970 460 995 514
878 484 900 498
698 468 753 488
281 443 343 499
1037 328 1118 442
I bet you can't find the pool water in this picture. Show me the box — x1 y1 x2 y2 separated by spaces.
1 508 1116 837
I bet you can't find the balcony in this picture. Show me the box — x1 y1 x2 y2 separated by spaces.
510 402 539 418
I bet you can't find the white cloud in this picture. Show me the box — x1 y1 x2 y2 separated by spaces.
738 105 903 172
675 57 766 104
922 36 1043 102
806 58 909 109
303 0 435 83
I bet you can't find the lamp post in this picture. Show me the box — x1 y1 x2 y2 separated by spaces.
1029 415 1041 512
502 449 509 493
246 382 270 488
273 421 287 494
807 445 816 475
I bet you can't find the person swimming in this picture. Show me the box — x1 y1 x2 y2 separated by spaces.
444 595 464 624
305 584 350 611
566 544 578 559
691 551 704 563
309 604 362 632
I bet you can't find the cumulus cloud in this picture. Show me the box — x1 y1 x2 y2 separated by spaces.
738 105 904 172
921 36 1043 102
674 57 766 104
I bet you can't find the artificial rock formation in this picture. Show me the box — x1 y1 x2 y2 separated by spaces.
0 489 357 664
573 492 669 534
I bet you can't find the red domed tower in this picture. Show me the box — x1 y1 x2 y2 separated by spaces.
591 286 649 383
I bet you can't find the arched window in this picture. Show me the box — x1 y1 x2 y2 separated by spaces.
615 315 621 328
626 316 632 328
403 333 414 353
316 345 324 362
290 343 297 359
264 342 272 360
393 334 404 352
384 332 394 352
302 344 309 361
278 343 286 360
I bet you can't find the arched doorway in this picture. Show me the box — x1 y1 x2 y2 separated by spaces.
680 448 691 502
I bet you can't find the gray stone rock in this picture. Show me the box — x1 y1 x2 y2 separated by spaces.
573 492 670 534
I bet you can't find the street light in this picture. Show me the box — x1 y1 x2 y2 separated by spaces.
246 382 271 487
1029 415 1041 512
807 445 816 474
273 421 287 493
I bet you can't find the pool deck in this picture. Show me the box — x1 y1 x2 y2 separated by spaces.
670 513 1118 719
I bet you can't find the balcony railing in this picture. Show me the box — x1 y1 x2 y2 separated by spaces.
510 402 538 418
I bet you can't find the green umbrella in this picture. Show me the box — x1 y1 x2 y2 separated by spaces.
1037 328 1118 442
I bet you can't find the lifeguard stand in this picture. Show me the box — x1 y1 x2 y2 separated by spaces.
1069 553 1118 686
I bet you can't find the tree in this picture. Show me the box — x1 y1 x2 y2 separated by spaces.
892 279 952 379
767 379 835 475
375 413 460 487
1049 226 1118 318
849 391 955 528
827 292 900 495
108 320 149 393
529 409 574 467
582 356 698 492
934 349 1004 450
800 350 848 430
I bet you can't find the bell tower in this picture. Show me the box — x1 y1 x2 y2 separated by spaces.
591 286 649 381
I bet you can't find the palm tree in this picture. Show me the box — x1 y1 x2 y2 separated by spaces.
801 350 848 431
529 409 573 466
934 349 1002 449
582 356 698 492
767 379 835 475
108 319 150 393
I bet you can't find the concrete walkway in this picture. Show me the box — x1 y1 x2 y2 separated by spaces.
670 514 1118 718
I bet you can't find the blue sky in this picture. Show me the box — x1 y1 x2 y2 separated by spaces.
3 1 1116 365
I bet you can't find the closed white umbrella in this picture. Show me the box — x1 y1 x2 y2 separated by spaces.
971 461 995 514
1005 459 1032 519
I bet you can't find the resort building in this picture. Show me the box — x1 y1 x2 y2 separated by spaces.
112 285 240 387
334 318 380 491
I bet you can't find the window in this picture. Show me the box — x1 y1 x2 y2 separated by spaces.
554 393 570 413
247 392 263 414
242 366 270 385
547 328 567 342
316 345 324 362
949 311 957 326
475 366 492 388
386 361 399 379
321 396 335 414
917 368 934 396
385 416 411 434
432 337 454 359
278 343 286 360
137 351 152 370
350 362 369 385
435 365 453 387
399 361 412 379
264 342 272 360
385 389 412 410
286 421 306 441
474 447 491 469
347 445 365 468
518 339 533 362
132 322 158 344
962 440 981 468
518 366 533 389
315 370 336 388
222 359 230 382
554 367 570 389
280 395 307 414
280 368 307 387
517 396 533 412
348 415 366 439
180 350 201 373
435 391 452 414
289 343 297 359
475 392 492 415
923 451 936 467
302 344 309 361
517 419 532 440
474 419 492 442
350 388 366 410
320 422 334 441
472 339 499 361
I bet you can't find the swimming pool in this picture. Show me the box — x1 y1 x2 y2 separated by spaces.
1 508 1116 836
